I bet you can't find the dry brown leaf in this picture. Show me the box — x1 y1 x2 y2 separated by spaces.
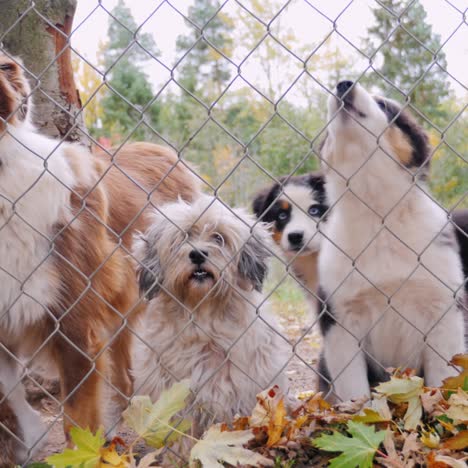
446 389 468 423
442 354 468 392
442 430 468 450
427 452 453 468
335 396 368 414
432 453 468 468
266 398 287 447
232 416 250 431
250 385 283 427
402 432 422 455
371 393 393 420
304 392 331 413
421 389 444 415
376 428 405 468
450 354 468 370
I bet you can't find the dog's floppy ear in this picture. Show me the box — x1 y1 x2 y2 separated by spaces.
238 232 270 292
252 180 283 222
252 187 270 220
0 54 30 127
133 233 163 301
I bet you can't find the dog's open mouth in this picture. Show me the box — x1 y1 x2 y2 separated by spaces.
190 268 214 282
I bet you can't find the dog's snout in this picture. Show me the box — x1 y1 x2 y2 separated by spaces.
189 249 208 265
288 232 304 246
337 80 354 97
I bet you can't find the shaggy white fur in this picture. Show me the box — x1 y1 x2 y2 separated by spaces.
132 196 290 433
318 82 465 401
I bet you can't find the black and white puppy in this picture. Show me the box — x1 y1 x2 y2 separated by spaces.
318 80 466 401
253 173 328 310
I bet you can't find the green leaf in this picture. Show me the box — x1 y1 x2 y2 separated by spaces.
46 427 105 468
314 421 385 468
123 380 191 448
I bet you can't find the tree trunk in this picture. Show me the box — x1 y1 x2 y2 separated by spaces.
0 0 88 144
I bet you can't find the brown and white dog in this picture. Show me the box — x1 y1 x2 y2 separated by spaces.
318 80 466 401
0 53 200 463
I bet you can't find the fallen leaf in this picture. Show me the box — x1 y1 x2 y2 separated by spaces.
314 420 386 468
421 389 444 415
450 354 468 370
442 430 468 450
46 427 105 468
375 376 423 430
99 441 129 468
436 415 456 433
420 428 440 448
304 392 331 412
128 451 162 468
267 398 287 447
433 454 468 468
371 393 393 420
442 354 468 392
250 385 284 427
401 432 422 455
375 428 404 468
446 388 468 423
335 396 368 414
123 380 191 448
352 408 390 424
189 425 273 468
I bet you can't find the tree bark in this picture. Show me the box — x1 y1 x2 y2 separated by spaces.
0 0 88 144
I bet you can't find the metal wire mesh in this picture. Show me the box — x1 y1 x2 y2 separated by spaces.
0 0 466 463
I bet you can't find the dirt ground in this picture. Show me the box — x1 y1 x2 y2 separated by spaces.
31 304 322 462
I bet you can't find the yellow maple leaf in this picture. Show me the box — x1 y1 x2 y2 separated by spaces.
99 442 130 468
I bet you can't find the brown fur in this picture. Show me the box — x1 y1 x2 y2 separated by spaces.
0 55 30 130
51 144 200 436
0 52 202 456
96 143 201 247
0 391 19 467
387 127 413 166
289 251 320 298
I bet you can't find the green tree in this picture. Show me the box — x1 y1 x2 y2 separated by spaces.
176 0 233 99
429 97 468 209
101 0 160 142
366 0 450 126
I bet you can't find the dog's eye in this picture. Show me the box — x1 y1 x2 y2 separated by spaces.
0 63 14 72
212 232 224 245
377 101 386 111
278 212 288 221
308 204 325 217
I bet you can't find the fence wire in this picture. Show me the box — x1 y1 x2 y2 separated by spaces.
0 0 467 464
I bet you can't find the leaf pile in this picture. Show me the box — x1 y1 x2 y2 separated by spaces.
43 355 468 467
216 354 468 467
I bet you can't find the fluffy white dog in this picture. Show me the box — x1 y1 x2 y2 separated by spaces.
318 81 465 402
132 195 290 434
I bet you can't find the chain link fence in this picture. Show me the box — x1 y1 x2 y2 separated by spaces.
0 0 467 464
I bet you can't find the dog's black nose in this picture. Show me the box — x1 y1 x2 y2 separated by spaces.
288 232 304 246
337 80 354 97
189 249 208 265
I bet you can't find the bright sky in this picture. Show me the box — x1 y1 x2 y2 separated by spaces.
72 0 467 97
